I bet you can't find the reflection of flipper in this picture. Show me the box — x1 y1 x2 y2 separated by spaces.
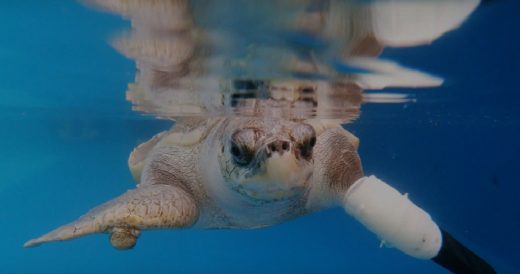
343 176 496 273
433 229 496 274
24 184 198 249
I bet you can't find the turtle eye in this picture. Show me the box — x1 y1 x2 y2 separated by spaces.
229 128 261 167
230 142 241 157
309 136 316 147
230 141 253 166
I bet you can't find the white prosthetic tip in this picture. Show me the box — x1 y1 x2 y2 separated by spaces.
343 175 442 259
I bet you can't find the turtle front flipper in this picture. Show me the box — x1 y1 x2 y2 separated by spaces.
24 184 198 250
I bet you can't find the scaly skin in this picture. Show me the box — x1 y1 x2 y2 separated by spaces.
25 117 362 249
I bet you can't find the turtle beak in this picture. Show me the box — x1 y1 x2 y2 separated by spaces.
250 143 307 189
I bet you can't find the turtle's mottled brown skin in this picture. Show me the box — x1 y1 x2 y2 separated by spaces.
25 117 362 249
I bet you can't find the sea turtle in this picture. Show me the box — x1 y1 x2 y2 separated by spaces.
25 116 495 273
24 116 362 249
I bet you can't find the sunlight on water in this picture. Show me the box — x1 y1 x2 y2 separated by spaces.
86 0 478 120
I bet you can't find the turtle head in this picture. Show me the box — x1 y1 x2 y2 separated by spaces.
219 119 316 202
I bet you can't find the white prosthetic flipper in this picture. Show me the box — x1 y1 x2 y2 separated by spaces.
342 175 497 274
343 175 442 259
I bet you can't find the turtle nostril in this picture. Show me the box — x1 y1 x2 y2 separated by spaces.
266 140 290 155
281 141 289 151
268 143 276 152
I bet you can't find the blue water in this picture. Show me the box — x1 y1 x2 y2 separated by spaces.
1 1 519 273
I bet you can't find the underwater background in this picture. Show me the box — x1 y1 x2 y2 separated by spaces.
1 0 519 273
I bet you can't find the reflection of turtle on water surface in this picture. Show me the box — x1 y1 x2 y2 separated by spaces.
26 0 496 273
